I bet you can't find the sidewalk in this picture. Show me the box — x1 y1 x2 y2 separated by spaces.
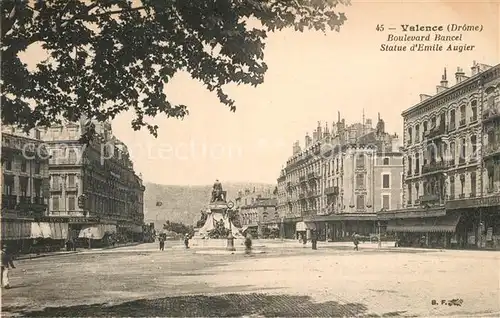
16 242 143 260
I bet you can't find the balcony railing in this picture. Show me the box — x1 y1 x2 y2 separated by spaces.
449 194 455 200
420 194 440 204
448 159 455 166
448 122 456 131
299 176 307 183
458 158 466 165
49 157 82 165
324 186 339 195
2 195 17 209
421 161 446 174
459 118 466 127
427 123 446 139
470 192 476 198
484 143 500 158
459 193 465 199
307 172 318 180
470 115 477 123
483 106 500 123
414 168 420 175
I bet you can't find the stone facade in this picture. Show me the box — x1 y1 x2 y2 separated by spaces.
402 62 500 208
39 120 145 235
1 128 50 217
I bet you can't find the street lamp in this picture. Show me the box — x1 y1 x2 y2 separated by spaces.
377 221 382 248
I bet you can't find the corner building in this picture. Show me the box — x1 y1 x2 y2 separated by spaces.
387 62 500 249
279 115 403 241
40 120 145 245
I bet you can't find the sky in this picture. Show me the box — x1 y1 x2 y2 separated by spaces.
22 0 500 186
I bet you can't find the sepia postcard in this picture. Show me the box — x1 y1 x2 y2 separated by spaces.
1 0 499 317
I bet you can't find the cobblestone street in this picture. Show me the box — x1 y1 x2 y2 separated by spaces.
1 242 499 317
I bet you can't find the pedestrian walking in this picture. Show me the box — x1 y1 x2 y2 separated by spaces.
1 243 16 289
184 233 190 249
353 233 359 251
159 236 165 251
311 230 318 250
244 233 253 255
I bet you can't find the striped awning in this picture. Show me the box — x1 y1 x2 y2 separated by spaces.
31 222 69 239
79 224 117 239
387 214 461 233
296 221 316 231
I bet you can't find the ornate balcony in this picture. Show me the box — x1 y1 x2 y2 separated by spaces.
2 194 17 209
299 176 307 183
484 143 500 158
325 186 339 196
427 123 446 140
483 106 500 123
419 194 440 205
307 172 318 180
459 118 466 127
421 161 446 174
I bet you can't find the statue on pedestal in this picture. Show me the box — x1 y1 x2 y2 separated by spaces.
211 179 225 202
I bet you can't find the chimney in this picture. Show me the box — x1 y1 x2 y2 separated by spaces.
324 122 330 137
455 67 467 83
312 130 318 143
420 94 432 102
317 121 322 140
305 133 312 147
436 68 448 93
471 60 479 76
440 68 448 87
337 111 341 123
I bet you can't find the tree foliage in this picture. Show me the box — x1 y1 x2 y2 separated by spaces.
163 220 194 235
2 0 348 139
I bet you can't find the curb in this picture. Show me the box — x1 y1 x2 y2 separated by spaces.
16 243 143 260
17 251 79 261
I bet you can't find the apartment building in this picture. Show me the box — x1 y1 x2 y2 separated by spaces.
1 126 68 251
385 61 500 249
39 119 145 243
235 187 277 237
279 114 403 240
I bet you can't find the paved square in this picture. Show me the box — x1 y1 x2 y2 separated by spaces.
1 242 499 317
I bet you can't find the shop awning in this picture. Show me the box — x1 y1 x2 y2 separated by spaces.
131 225 143 233
387 214 461 233
31 222 52 239
296 221 316 231
78 224 117 239
1 221 31 240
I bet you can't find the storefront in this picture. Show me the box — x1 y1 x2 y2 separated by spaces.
385 213 461 248
446 196 500 250
283 217 302 239
309 214 378 242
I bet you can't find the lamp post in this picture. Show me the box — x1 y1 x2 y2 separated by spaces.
377 221 382 248
226 208 236 251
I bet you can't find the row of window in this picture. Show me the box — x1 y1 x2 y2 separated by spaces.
3 157 42 174
3 175 43 196
406 165 500 203
407 95 499 145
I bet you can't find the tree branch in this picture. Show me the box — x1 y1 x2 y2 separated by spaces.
89 6 149 18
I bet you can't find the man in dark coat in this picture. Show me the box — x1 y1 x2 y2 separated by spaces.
1 243 16 289
159 235 165 251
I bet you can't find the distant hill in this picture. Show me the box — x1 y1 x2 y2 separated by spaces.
143 182 275 228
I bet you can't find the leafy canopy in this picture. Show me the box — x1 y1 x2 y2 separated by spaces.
2 0 348 139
